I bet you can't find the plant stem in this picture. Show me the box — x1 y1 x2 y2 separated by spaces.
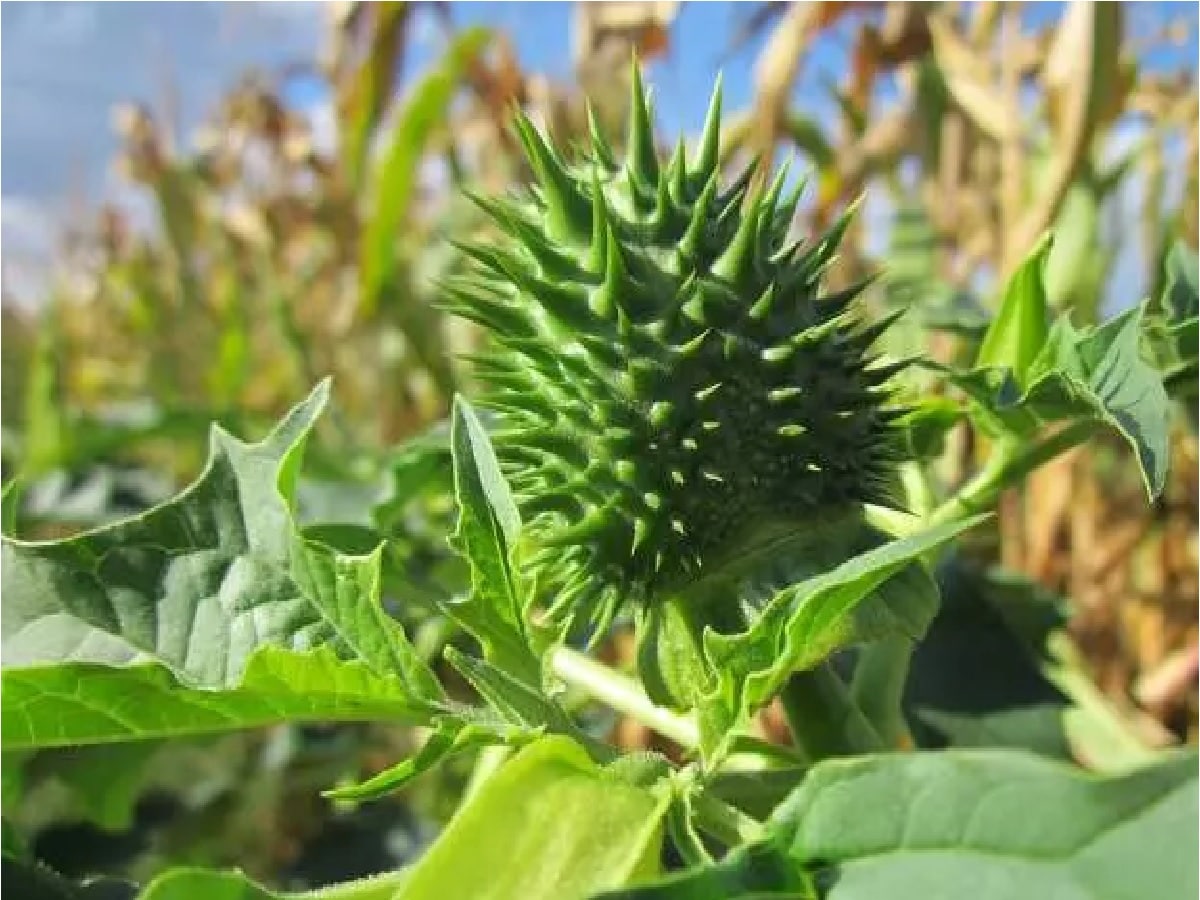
548 647 766 847
461 744 512 804
550 647 701 750
849 635 916 749
850 421 1097 754
927 422 1095 530
691 791 767 846
778 663 886 761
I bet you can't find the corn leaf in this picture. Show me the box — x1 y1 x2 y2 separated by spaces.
359 27 490 317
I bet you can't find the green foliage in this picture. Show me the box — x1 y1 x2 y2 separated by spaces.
1150 240 1199 404
975 235 1052 384
397 737 669 899
928 240 1171 497
2 647 429 750
360 26 491 320
443 397 546 684
696 514 987 762
2 52 1193 900
603 748 1198 900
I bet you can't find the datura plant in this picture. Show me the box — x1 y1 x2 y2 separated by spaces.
448 66 931 722
2 67 1196 900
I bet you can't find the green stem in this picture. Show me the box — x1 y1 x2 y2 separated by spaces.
550 647 701 751
849 635 915 748
461 744 512 804
549 647 765 847
691 791 767 846
778 663 886 761
927 421 1095 529
851 421 1096 753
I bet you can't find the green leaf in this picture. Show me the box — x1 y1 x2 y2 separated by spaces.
3 384 445 751
2 646 428 751
976 234 1052 385
371 424 453 534
2 752 28 809
40 741 162 831
933 301 1171 498
359 27 490 317
2 382 335 683
916 706 1073 760
445 397 543 685
325 717 528 802
904 557 1075 761
1 480 20 535
20 313 69 477
1163 240 1199 324
398 736 669 900
607 749 1198 900
772 749 1198 900
698 515 989 762
292 538 443 703
594 842 813 900
136 867 408 899
1043 182 1105 320
2 818 26 860
1152 241 1199 402
892 398 963 459
444 647 577 737
337 1 410 191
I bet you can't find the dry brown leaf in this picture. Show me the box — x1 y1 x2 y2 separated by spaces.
1007 1 1122 271
1024 450 1079 583
574 1 680 70
927 14 1018 142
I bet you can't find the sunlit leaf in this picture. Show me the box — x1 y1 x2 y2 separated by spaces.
2 646 429 750
976 234 1052 385
400 736 669 900
697 515 989 761
443 397 544 686
604 749 1198 900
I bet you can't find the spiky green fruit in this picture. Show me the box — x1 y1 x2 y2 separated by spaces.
448 66 907 641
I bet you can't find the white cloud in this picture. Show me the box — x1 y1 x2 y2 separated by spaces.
1 2 325 308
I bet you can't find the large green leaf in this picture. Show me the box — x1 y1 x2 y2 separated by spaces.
2 646 427 750
773 749 1198 900
2 384 441 750
697 515 989 762
399 736 669 900
603 749 1198 900
2 382 335 682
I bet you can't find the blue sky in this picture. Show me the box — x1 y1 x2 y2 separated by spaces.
3 2 1197 310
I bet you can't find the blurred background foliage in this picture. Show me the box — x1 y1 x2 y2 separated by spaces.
1 0 1197 892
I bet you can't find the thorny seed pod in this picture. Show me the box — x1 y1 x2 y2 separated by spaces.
447 64 912 703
